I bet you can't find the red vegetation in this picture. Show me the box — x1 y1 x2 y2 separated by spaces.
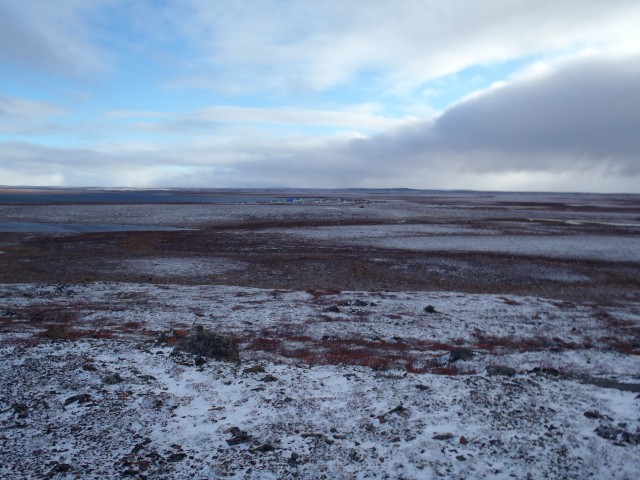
122 321 144 333
431 366 459 375
306 288 342 298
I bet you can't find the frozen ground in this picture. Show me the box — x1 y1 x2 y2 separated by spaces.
1 283 639 479
268 226 640 262
1 189 639 479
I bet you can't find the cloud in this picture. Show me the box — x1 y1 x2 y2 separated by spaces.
0 0 112 76
0 94 69 134
106 104 419 138
164 0 640 93
348 53 640 176
2 52 640 192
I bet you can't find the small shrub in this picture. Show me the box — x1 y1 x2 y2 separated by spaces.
39 325 70 340
174 328 240 361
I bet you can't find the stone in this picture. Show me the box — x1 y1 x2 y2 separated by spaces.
173 329 239 362
64 394 92 406
256 443 275 453
424 305 436 313
47 464 72 476
243 365 266 374
166 452 186 462
225 427 251 446
583 411 604 419
12 403 29 418
102 373 123 385
433 433 454 441
594 425 640 445
531 367 560 376
486 365 516 377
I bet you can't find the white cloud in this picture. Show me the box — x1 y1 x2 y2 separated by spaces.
106 104 420 137
162 0 640 93
0 94 69 134
0 0 113 76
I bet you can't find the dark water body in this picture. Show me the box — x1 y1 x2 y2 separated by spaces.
0 190 286 204
0 222 191 233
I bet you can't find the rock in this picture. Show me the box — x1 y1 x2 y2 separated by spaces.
456 455 467 461
243 365 266 374
47 463 72 477
594 425 640 445
82 363 97 372
173 328 239 362
12 403 29 418
225 427 251 445
424 305 436 313
459 436 468 445
256 443 275 453
486 365 516 377
449 348 474 363
323 305 340 313
415 384 430 391
194 356 206 367
102 373 123 385
531 367 560 376
384 405 409 419
584 411 604 419
166 452 186 462
261 374 278 382
64 394 92 406
348 450 362 462
433 433 454 441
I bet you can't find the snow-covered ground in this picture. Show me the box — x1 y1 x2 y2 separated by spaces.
1 283 639 479
270 226 640 262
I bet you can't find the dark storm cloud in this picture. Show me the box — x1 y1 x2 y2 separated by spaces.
346 55 640 176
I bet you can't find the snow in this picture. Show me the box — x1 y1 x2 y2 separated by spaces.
269 226 640 262
1 282 639 479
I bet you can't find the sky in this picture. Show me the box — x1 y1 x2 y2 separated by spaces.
1 0 640 192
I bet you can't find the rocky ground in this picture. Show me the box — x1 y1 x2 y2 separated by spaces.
0 189 639 479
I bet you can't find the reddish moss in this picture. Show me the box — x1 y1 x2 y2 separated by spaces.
306 288 342 298
432 366 459 375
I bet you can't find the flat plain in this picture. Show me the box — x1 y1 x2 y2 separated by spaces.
1 188 639 479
